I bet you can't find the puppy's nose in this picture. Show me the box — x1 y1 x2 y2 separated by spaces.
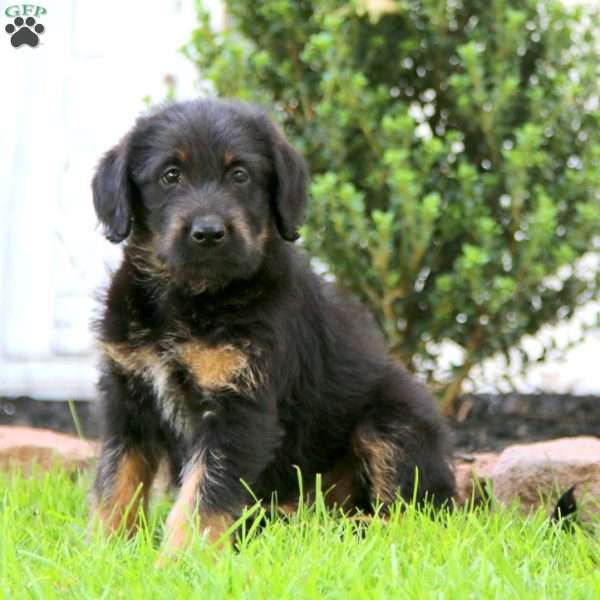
190 216 226 246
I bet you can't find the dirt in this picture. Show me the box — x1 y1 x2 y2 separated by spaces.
1 394 599 452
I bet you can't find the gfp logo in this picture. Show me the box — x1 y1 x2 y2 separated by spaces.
4 4 46 48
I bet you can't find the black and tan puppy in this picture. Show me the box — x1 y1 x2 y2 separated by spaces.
91 98 455 552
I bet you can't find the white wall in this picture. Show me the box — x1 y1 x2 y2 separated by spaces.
0 0 598 400
0 0 219 399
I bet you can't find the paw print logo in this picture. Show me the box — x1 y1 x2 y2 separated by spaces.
5 16 45 48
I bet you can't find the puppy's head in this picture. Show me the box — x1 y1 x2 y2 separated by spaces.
93 99 307 291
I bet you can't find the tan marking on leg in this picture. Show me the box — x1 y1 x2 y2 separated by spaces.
160 460 232 563
276 457 358 516
277 502 298 516
198 512 233 545
177 341 256 391
321 455 359 511
353 431 399 504
163 461 204 551
94 450 156 536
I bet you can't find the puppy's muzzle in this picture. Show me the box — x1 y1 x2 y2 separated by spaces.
190 215 226 248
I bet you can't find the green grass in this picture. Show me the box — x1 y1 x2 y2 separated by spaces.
1 467 599 599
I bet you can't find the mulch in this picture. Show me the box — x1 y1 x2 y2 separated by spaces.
2 393 599 452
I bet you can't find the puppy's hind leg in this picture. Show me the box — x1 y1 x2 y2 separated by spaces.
352 378 456 512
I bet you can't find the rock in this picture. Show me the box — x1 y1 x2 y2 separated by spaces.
454 452 499 505
491 436 600 520
0 426 97 473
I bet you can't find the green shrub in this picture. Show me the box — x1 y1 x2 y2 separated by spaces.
184 0 600 411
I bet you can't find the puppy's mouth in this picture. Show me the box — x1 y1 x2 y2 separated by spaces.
159 245 238 287
128 244 234 294
129 223 267 294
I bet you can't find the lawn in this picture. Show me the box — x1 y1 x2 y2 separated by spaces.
1 467 599 599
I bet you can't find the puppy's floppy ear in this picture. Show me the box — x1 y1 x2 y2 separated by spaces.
92 142 134 243
269 128 308 242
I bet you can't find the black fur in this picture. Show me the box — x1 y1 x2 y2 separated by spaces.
92 144 135 243
92 99 455 534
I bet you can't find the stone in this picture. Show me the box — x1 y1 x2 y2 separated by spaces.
454 452 499 505
0 426 97 473
491 436 600 520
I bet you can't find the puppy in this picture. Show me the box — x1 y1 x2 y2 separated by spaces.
91 99 455 552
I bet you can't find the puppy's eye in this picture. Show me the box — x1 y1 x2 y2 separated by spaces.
161 167 181 185
231 167 249 184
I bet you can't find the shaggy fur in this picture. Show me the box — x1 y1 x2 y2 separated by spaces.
91 99 455 549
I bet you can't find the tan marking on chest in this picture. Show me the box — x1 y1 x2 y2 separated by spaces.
100 341 187 436
100 342 161 375
176 342 254 391
100 340 257 395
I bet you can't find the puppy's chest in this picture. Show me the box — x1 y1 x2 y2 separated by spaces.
101 330 259 436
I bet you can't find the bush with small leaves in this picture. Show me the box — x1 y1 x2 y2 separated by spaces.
185 0 600 411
